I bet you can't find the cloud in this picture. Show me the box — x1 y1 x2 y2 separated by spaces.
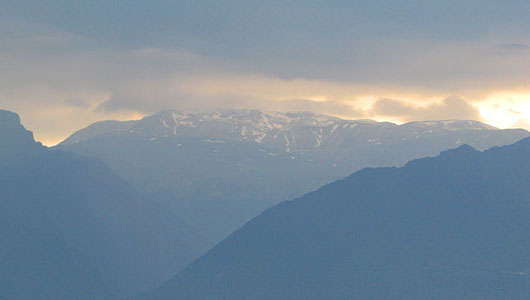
4 2 530 90
511 118 530 130
371 96 483 122
96 94 365 120
3 3 530 144
271 99 366 118
499 43 530 50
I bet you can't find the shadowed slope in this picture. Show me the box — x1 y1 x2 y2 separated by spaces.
59 110 529 242
0 110 212 299
138 137 530 300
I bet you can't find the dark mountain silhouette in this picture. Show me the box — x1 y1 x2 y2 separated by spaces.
58 110 529 242
0 110 43 164
137 137 530 300
0 110 212 299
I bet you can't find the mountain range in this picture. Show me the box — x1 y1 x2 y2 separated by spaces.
136 136 530 300
3 108 530 299
0 110 211 299
58 110 529 242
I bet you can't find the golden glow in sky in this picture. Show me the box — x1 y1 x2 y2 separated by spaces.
479 92 530 130
3 1 530 146
28 89 530 147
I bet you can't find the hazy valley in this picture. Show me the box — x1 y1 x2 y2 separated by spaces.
2 108 530 299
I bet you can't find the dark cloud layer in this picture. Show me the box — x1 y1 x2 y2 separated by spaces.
3 1 530 85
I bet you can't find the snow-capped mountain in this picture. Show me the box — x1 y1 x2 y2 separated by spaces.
64 110 508 152
63 110 380 151
58 110 529 241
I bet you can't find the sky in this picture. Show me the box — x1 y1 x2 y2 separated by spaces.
1 0 530 145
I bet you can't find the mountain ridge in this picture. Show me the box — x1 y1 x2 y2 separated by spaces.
61 110 503 152
135 136 530 300
58 109 530 242
0 110 212 299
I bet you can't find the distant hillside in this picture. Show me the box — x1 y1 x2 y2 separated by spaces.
0 110 212 299
59 110 529 241
137 137 530 300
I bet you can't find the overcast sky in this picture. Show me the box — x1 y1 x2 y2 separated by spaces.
1 1 530 145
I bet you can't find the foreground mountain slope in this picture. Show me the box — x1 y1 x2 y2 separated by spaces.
0 110 212 299
138 137 530 300
59 110 529 241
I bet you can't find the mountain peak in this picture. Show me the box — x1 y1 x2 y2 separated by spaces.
60 109 529 155
437 143 479 160
444 143 477 153
0 109 21 124
150 109 343 126
137 120 530 300
0 110 27 139
0 109 42 163
403 119 497 131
